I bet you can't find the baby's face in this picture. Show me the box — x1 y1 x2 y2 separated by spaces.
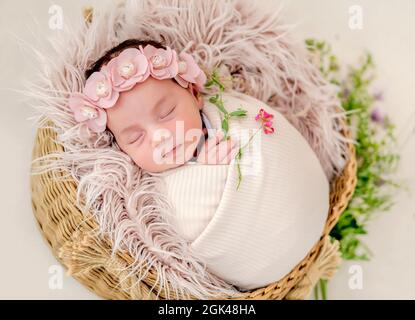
106 77 204 173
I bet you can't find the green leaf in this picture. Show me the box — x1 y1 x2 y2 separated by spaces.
209 94 219 104
305 38 315 46
221 119 229 134
216 101 228 115
205 68 226 92
204 79 215 88
229 109 248 118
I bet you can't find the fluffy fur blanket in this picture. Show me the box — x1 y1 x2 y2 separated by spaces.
28 0 349 299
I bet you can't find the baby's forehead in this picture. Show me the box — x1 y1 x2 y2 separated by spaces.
106 78 182 124
107 91 175 127
117 84 173 108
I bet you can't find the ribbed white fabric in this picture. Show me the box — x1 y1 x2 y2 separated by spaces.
160 91 329 290
162 164 229 241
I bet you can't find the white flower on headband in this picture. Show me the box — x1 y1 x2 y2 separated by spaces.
68 44 207 133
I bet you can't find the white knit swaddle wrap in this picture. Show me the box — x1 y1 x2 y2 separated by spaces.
162 164 229 241
160 91 329 290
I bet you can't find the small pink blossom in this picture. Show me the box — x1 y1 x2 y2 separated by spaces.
255 108 275 135
263 121 275 135
108 48 150 91
255 108 274 122
68 93 107 133
141 44 179 80
83 66 119 109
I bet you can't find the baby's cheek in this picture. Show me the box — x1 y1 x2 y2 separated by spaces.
140 147 167 171
126 148 147 168
183 119 203 141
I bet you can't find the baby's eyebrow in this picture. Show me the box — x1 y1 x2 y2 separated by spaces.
120 95 168 135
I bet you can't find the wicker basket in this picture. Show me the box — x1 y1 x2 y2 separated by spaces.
30 118 356 300
29 7 357 300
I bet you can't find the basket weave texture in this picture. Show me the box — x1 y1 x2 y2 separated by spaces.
30 118 357 300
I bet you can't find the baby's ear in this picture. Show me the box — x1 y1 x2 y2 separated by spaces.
188 83 204 110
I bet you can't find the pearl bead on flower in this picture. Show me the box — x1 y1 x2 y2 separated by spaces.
178 61 187 74
151 54 166 69
96 81 109 97
118 61 135 79
80 106 98 119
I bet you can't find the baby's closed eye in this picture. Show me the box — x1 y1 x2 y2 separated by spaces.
159 106 176 120
128 132 144 144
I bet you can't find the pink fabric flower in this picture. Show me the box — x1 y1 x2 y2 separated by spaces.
141 44 179 80
174 51 207 90
107 48 150 91
68 93 107 133
83 66 119 109
255 108 275 135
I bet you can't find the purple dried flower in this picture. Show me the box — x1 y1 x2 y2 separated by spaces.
370 107 385 124
373 91 384 101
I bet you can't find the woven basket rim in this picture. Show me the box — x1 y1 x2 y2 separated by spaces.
30 115 357 300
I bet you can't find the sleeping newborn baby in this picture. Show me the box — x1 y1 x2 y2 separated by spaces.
105 74 238 171
69 39 329 291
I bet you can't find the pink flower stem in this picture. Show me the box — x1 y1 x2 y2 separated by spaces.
235 126 263 190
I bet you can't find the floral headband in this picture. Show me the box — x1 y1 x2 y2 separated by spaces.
69 44 207 133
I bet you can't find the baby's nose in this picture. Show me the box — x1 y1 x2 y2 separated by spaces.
151 129 173 149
